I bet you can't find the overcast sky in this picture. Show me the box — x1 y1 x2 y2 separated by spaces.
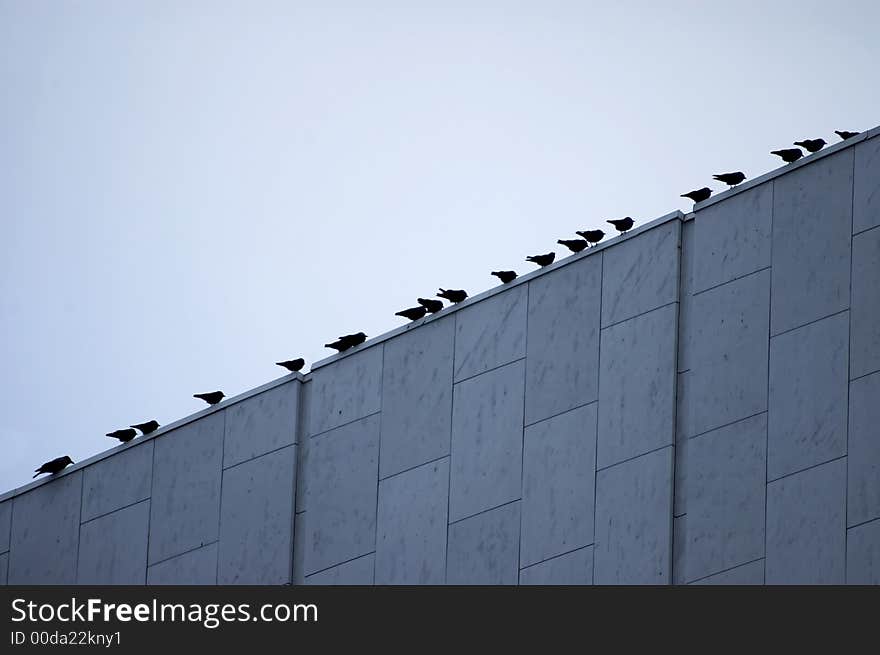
1 0 878 493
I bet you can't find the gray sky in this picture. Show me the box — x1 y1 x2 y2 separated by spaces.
1 0 878 493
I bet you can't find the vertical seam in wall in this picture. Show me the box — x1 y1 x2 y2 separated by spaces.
591 251 604 585
373 345 385 584
670 220 683 584
289 381 305 584
214 411 227 585
764 179 776 584
145 438 157 580
444 312 457 584
845 148 856 582
517 281 530 583
74 473 83 584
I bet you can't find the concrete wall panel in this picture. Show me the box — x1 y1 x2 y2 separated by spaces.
685 413 766 582
449 361 524 522
691 559 764 585
771 149 853 335
0 553 7 585
678 219 695 372
674 372 692 516
601 219 679 327
692 269 770 436
375 458 449 585
519 547 593 585
850 227 880 379
8 472 81 584
218 446 296 585
453 284 527 382
766 458 846 584
594 447 673 585
525 255 601 425
147 543 218 585
148 411 224 564
521 404 596 567
379 317 454 478
768 312 848 480
304 553 374 585
848 371 880 526
694 182 772 292
308 346 383 436
223 382 298 468
846 519 880 584
598 304 677 468
0 500 10 553
77 500 150 584
854 135 880 234
447 502 520 585
82 441 153 522
303 414 379 575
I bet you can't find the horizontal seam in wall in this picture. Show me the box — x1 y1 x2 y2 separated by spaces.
379 454 450 482
853 223 880 237
692 266 771 298
449 497 520 526
304 551 376 579
222 442 297 471
847 516 880 531
453 357 526 386
523 399 598 428
148 540 218 569
308 410 382 440
80 497 150 526
599 300 679 332
767 454 848 485
519 543 594 571
686 556 765 584
769 307 850 339
596 443 673 473
689 410 768 441
850 368 880 383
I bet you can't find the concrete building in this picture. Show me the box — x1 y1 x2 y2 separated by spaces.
1 127 878 585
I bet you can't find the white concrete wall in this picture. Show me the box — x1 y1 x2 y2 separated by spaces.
1 127 878 585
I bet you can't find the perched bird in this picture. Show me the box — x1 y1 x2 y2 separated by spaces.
491 270 518 284
712 172 746 187
325 332 367 352
395 306 428 322
606 217 634 233
106 428 137 443
526 252 556 267
835 130 859 141
417 298 444 314
194 391 226 405
681 187 712 203
437 288 468 303
770 148 803 164
131 420 160 435
33 455 74 478
576 229 605 246
557 239 589 253
276 358 305 373
793 138 826 153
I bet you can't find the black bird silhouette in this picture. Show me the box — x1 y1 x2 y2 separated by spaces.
576 229 605 246
325 332 367 352
712 172 746 187
33 455 73 478
131 420 160 435
606 217 634 233
835 130 859 141
491 270 518 284
526 252 556 267
557 239 589 253
276 358 305 372
396 306 427 322
194 391 225 405
681 187 712 203
417 298 444 313
106 428 137 443
771 148 803 164
793 138 826 153
437 288 468 303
